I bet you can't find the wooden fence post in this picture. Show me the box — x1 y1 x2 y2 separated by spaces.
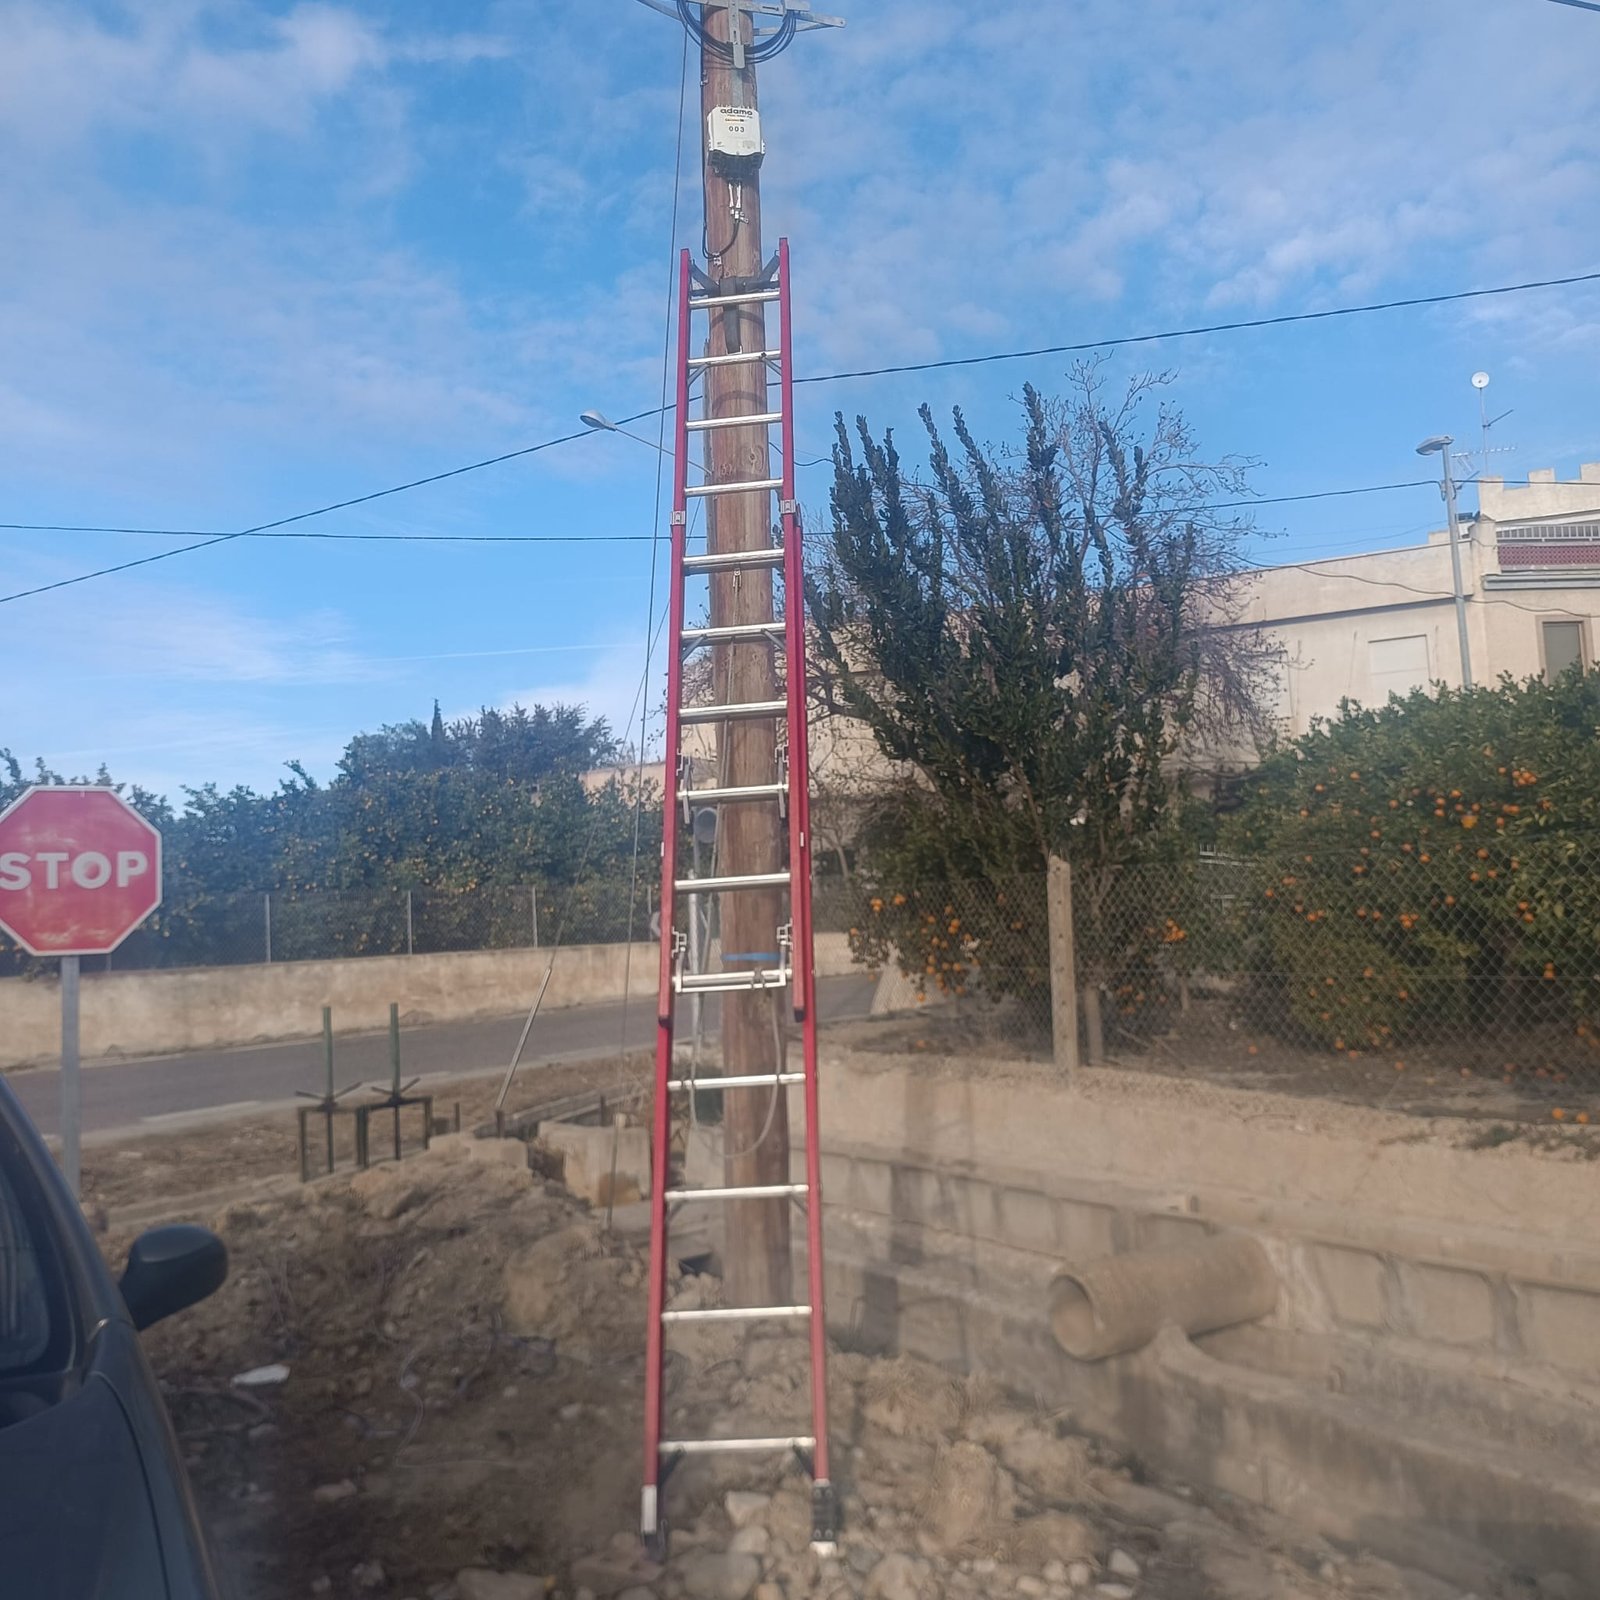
1047 855 1080 1076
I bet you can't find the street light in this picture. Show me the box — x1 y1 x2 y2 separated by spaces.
579 409 674 460
1416 434 1474 690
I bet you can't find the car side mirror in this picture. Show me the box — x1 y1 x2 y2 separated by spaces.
119 1225 228 1332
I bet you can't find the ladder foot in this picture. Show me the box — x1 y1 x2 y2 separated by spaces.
640 1486 670 1564
810 1480 841 1553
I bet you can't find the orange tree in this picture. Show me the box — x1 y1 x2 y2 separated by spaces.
1231 670 1600 1051
808 364 1272 1043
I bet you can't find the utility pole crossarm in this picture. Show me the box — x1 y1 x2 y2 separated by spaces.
633 0 844 69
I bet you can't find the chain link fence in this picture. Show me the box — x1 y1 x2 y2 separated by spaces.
813 875 1055 1057
0 880 654 977
8 845 1597 1124
817 844 1600 1121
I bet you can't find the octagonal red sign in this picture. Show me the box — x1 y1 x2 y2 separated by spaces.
0 785 163 957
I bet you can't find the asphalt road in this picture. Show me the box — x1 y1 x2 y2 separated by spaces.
8 973 878 1140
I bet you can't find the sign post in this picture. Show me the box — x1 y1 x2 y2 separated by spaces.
60 954 81 1194
0 785 163 1197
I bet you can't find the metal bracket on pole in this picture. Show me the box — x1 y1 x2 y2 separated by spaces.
632 0 845 69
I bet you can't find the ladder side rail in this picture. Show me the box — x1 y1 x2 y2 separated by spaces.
777 236 835 1515
642 247 696 1542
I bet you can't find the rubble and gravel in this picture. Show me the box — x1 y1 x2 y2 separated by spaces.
122 1131 1496 1600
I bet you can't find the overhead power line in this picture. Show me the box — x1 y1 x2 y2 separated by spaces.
793 269 1600 386
0 522 659 542
10 480 1600 548
0 413 660 604
1235 551 1595 621
0 475 1470 548
4 268 1598 605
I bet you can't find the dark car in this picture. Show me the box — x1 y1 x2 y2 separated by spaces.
0 1074 228 1598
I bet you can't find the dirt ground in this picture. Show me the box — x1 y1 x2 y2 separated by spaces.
832 1002 1600 1136
107 1125 1494 1600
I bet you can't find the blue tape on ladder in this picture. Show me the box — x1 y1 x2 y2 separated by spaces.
722 951 780 962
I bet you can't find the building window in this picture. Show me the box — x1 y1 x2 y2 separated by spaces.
1369 634 1430 699
1541 619 1586 678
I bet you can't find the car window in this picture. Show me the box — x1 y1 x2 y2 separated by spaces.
0 1134 60 1378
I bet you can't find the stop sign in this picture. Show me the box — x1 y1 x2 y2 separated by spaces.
0 785 163 957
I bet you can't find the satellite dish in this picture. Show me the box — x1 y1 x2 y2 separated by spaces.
1471 371 1490 390
692 808 719 846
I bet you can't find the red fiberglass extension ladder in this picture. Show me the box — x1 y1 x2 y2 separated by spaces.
640 240 836 1558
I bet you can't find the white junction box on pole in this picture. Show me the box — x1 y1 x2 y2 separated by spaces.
707 106 763 164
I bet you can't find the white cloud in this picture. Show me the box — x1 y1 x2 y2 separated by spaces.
1 570 377 688
496 631 670 759
764 0 1600 366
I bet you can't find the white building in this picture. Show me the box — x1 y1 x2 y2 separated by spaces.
1238 463 1600 738
584 465 1600 812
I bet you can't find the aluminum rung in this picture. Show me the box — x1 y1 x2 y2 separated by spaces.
674 967 789 994
682 548 784 573
661 1436 815 1456
675 870 790 893
686 477 783 500
680 622 784 646
675 783 786 804
666 1072 805 1091
679 699 787 724
689 288 781 308
687 411 783 432
686 349 782 369
661 1304 812 1324
663 1183 809 1202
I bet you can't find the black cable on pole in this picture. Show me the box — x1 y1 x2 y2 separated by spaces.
675 0 797 62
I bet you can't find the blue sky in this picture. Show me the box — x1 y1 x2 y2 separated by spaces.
2 0 1598 800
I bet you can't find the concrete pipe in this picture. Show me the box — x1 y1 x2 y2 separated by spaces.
1048 1233 1278 1361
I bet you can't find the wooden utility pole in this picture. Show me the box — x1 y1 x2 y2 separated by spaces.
698 2 789 1307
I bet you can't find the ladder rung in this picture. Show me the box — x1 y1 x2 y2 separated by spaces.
687 411 783 432
675 783 786 804
664 1183 809 1202
675 871 789 893
666 1072 805 1091
674 967 789 994
680 622 784 647
661 1304 811 1324
689 288 781 308
682 548 784 573
661 1436 815 1456
687 349 782 369
679 699 787 724
686 477 783 500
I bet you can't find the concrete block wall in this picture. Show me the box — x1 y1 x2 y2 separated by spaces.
0 930 857 1069
791 1053 1600 1583
809 1133 1600 1386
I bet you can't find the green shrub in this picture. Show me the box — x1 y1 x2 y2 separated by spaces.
1232 670 1600 1051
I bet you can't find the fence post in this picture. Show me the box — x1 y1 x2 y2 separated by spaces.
1047 855 1080 1077
530 885 539 948
264 892 273 964
405 890 414 957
